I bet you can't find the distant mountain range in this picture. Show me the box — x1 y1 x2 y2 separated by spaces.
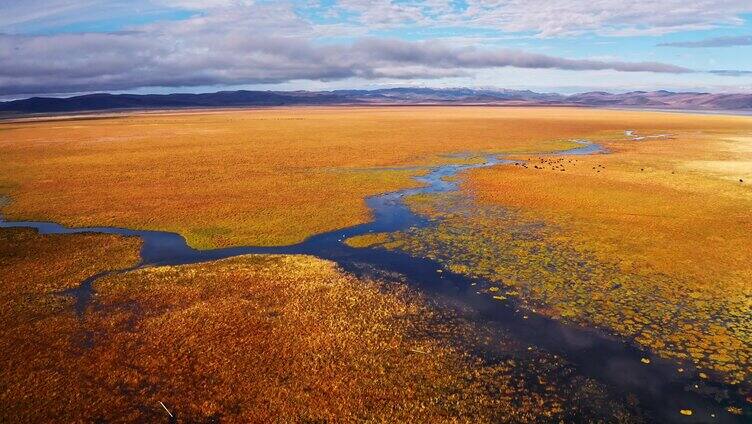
2 88 752 115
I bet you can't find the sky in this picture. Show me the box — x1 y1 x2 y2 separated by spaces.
2 0 752 98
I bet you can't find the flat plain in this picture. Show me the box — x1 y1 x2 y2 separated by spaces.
1 106 751 421
0 107 669 247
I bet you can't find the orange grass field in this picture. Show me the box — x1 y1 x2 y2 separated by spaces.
345 112 752 388
0 106 716 248
2 106 751 389
461 124 752 383
0 229 643 422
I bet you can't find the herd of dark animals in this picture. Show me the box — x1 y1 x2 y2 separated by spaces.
514 158 746 182
514 157 603 173
510 132 747 182
516 160 745 182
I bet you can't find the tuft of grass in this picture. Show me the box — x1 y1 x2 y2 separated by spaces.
344 232 391 248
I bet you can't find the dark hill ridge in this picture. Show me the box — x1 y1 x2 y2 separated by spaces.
0 91 351 114
566 91 752 109
2 88 752 114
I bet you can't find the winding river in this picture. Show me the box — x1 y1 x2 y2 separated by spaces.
0 140 746 423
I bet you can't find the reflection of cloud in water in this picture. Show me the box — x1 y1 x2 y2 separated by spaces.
558 326 596 350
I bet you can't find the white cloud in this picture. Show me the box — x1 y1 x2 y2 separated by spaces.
155 0 254 8
0 12 694 97
3 0 752 37
0 0 749 96
660 35 752 47
333 0 752 37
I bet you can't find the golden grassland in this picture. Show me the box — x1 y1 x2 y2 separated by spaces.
0 229 141 421
0 228 140 323
2 106 731 249
0 229 642 422
3 106 751 409
466 125 752 382
486 128 752 285
349 121 752 388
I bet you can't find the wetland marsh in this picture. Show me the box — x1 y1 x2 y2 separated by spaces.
1 107 751 422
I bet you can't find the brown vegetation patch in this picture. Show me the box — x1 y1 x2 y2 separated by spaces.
0 229 141 421
0 230 642 422
0 228 140 322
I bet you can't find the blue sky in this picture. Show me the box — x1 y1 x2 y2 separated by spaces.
1 0 752 98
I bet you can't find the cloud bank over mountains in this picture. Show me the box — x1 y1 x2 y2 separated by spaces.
0 32 696 96
1 1 752 97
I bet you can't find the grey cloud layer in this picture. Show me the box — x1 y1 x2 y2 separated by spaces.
354 39 692 73
709 70 752 76
4 1 752 38
335 0 752 37
660 35 752 48
8 2 750 97
0 32 695 96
